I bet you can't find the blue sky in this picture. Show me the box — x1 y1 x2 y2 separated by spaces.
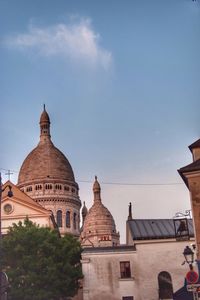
0 0 200 242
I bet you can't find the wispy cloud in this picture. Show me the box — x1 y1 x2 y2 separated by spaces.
4 18 112 70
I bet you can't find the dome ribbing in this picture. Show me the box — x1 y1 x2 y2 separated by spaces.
18 141 75 184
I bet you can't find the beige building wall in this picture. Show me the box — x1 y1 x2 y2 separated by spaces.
82 247 137 300
184 172 200 259
134 240 195 300
81 239 195 300
1 181 54 234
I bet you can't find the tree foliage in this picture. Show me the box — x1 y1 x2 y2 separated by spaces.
2 219 83 300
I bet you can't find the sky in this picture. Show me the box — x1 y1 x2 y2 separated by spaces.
0 0 200 242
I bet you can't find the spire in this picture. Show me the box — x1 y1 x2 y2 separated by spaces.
128 202 133 220
82 201 88 225
39 105 51 143
93 176 101 202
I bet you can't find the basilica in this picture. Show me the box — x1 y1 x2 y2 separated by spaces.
2 107 199 300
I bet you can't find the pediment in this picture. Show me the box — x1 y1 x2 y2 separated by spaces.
2 181 50 218
2 197 50 219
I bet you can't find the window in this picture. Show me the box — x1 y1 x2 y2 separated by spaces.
57 210 62 227
26 186 32 192
158 271 173 299
66 211 70 228
45 184 52 190
73 212 77 230
122 297 134 300
120 261 131 278
55 184 62 190
4 204 12 214
35 184 42 190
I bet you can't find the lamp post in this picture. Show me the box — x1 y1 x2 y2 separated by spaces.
183 245 199 300
0 173 13 300
183 245 195 270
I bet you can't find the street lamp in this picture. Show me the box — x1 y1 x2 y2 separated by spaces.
0 172 13 300
183 245 195 270
182 245 200 300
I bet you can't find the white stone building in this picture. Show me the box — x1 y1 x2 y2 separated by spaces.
81 183 195 300
1 107 198 300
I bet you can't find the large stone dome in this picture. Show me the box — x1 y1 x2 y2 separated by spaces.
17 106 81 237
18 105 75 185
18 140 75 184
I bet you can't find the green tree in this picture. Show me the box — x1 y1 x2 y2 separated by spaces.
1 219 82 300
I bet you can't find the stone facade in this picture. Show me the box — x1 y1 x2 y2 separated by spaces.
81 239 194 300
82 246 137 300
179 138 200 259
1 181 54 234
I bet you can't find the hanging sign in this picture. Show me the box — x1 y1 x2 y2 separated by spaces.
186 270 199 284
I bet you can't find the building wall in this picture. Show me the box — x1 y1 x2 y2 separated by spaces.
82 239 195 300
2 216 52 234
187 173 200 259
134 240 194 300
82 248 137 300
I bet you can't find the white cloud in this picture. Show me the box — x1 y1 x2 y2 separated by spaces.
4 18 112 70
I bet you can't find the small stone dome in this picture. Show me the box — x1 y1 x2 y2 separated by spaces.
83 201 117 233
81 177 120 247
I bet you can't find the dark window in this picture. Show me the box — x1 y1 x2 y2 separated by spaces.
73 213 77 229
66 211 70 228
45 184 52 190
55 184 61 190
122 297 134 300
36 184 42 190
120 261 131 278
158 271 173 299
26 186 32 192
57 210 62 227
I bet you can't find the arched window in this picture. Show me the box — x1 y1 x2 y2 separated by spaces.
73 213 77 230
158 271 173 299
64 186 69 191
26 186 32 192
66 211 70 228
57 210 62 228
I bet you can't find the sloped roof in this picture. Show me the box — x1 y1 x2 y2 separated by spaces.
2 181 51 214
189 138 200 152
128 219 194 240
178 159 200 187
